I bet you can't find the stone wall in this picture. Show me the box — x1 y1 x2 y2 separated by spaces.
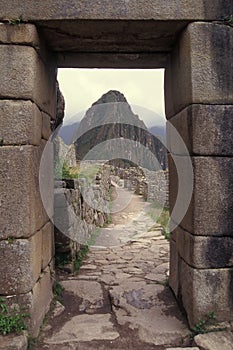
113 166 169 207
166 21 233 327
54 164 112 271
0 23 56 337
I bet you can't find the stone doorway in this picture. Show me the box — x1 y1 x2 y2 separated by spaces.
0 1 233 338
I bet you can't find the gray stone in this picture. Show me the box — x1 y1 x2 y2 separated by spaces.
180 260 233 327
167 105 233 156
42 221 54 270
42 112 52 140
0 144 50 238
0 230 42 294
165 22 233 118
194 331 233 350
169 155 233 236
2 267 53 338
52 301 65 318
110 282 189 346
0 100 42 146
0 23 39 46
0 1 230 21
0 331 28 350
61 280 104 311
45 314 119 344
169 240 179 298
0 45 56 116
176 226 233 268
166 348 200 350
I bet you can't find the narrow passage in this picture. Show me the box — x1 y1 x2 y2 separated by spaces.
36 189 190 350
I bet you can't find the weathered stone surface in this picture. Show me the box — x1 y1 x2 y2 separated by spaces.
0 1 231 21
42 221 54 269
45 314 119 344
165 22 233 118
169 155 233 236
0 100 42 146
61 280 104 312
0 45 56 116
0 332 28 350
169 239 179 298
2 266 53 337
194 331 233 350
42 112 52 140
180 260 233 327
0 230 42 294
166 348 199 350
0 23 39 46
110 281 189 346
0 144 49 238
167 105 233 156
176 226 233 268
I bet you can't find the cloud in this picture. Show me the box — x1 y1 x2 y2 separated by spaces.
57 68 165 126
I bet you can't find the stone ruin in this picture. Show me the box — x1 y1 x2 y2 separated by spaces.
0 0 233 337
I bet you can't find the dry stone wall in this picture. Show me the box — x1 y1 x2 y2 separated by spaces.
54 164 112 271
113 166 169 207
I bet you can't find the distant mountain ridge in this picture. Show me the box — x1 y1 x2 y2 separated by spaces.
70 90 167 170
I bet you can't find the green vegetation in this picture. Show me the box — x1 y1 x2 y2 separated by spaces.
222 15 233 27
78 164 100 184
54 159 79 180
8 15 23 25
0 298 28 335
147 202 170 240
74 245 89 272
157 208 170 240
190 311 217 339
53 281 64 303
55 249 72 268
7 237 15 244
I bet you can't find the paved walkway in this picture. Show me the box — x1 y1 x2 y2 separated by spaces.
35 191 194 349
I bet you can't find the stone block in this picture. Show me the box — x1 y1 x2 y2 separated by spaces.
0 23 39 46
4 267 53 337
175 226 233 269
166 348 199 350
0 45 56 116
42 112 52 140
169 155 233 236
0 1 232 21
0 143 49 238
180 260 233 327
0 332 28 350
167 105 233 156
42 221 54 269
169 239 180 298
165 22 233 118
0 230 42 294
194 331 233 350
0 100 42 145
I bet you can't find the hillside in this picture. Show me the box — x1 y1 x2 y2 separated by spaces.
73 90 167 170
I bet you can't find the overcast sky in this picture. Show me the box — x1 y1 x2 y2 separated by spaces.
57 68 166 127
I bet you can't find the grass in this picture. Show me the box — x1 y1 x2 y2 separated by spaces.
0 298 29 335
190 311 217 339
147 201 170 240
74 245 89 272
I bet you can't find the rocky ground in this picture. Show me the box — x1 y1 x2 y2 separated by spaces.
30 190 233 350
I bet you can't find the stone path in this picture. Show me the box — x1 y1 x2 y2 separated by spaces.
33 190 232 350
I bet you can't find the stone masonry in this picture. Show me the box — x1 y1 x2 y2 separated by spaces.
0 0 233 337
0 23 56 337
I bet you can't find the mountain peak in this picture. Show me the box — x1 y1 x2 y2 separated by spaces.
92 90 127 106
